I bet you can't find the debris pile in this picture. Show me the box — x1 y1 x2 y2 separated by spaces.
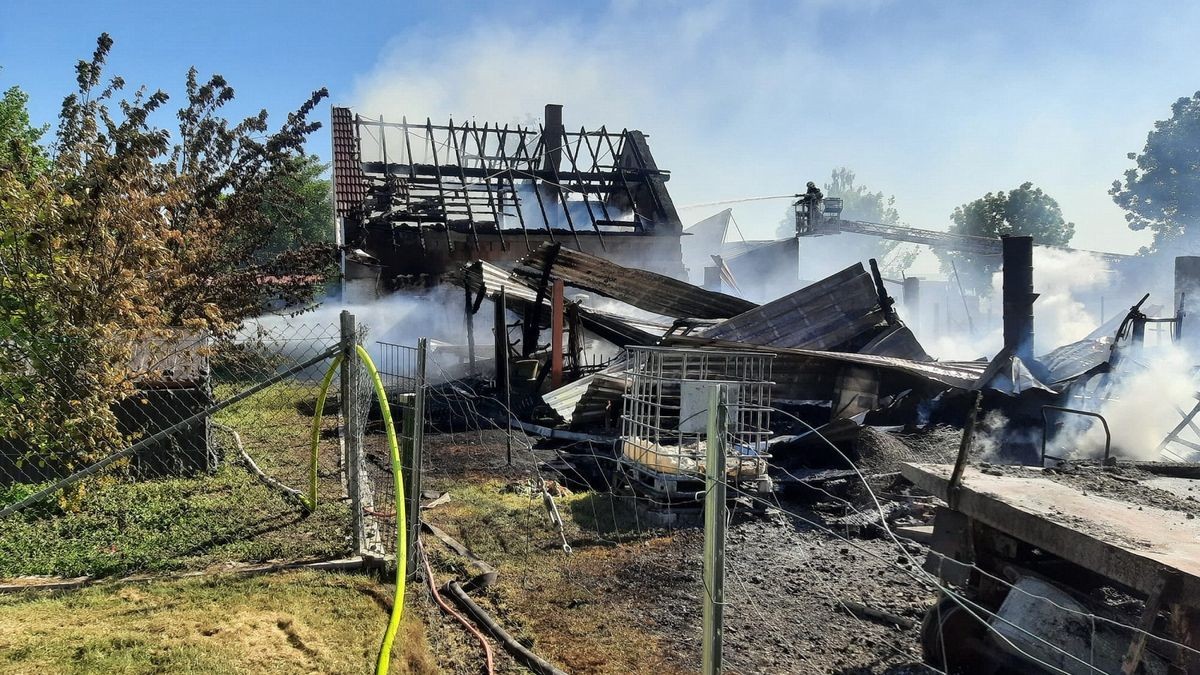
332 102 1200 672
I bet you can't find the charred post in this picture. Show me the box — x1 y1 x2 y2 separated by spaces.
1001 235 1036 363
903 277 921 332
540 104 564 206
550 279 565 389
1176 256 1200 344
494 286 509 387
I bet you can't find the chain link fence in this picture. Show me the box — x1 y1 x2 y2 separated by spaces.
356 337 426 566
405 342 1197 674
0 318 363 578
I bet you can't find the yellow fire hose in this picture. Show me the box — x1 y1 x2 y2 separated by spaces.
308 345 407 674
305 353 343 511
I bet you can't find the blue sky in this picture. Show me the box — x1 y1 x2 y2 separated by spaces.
4 0 1200 264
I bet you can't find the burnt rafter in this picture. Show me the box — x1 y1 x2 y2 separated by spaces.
336 110 680 238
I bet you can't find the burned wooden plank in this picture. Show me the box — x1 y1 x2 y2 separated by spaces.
514 243 755 320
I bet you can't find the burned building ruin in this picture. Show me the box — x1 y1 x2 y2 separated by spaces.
332 104 687 298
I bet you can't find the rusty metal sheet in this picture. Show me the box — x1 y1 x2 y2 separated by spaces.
514 243 756 320
701 263 887 350
450 260 668 346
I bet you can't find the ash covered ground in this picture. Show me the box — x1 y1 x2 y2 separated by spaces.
619 514 937 675
389 427 944 674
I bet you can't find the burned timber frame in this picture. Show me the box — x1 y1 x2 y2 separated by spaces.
332 104 686 289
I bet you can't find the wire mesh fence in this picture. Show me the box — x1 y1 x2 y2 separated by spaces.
403 340 1200 674
0 320 354 578
7 317 1197 673
407 349 709 672
356 338 426 564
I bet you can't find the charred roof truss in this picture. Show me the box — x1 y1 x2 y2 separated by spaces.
333 106 682 254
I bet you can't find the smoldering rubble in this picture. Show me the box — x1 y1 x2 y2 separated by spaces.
329 103 1200 673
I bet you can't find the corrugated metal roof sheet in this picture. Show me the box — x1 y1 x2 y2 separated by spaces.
450 260 669 346
542 361 626 428
700 263 888 351
459 260 537 304
1040 337 1112 386
514 243 756 320
860 325 931 361
981 352 1057 395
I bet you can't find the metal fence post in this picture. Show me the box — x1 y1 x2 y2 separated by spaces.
702 384 728 675
340 310 364 555
495 287 512 465
403 338 427 577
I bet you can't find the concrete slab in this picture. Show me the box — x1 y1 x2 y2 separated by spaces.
902 463 1200 601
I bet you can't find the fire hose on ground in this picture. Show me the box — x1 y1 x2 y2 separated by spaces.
308 344 564 674
307 345 408 675
423 522 567 675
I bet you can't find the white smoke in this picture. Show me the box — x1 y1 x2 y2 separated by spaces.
341 2 1174 251
1064 345 1200 461
246 286 470 348
971 409 1013 462
910 247 1114 362
1022 248 1112 351
238 286 483 385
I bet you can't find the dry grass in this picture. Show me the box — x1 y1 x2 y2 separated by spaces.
0 570 437 675
421 474 695 674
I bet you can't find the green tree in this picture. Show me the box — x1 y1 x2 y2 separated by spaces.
777 168 917 276
937 182 1075 295
827 167 901 225
1111 92 1200 254
0 34 334 471
0 79 48 178
260 154 334 257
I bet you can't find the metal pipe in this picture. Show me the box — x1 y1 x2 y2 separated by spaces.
702 384 728 675
1001 235 1036 363
1041 405 1112 464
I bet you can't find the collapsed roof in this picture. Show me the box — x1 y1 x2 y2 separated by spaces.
331 105 688 283
513 243 755 320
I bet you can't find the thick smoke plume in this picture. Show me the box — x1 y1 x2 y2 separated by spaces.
1060 345 1200 461
909 247 1116 362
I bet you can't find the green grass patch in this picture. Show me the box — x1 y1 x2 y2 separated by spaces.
0 378 350 579
0 570 437 674
0 467 350 578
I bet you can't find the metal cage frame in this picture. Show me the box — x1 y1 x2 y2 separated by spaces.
619 346 774 498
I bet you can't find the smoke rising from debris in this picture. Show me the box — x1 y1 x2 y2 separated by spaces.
1061 345 1200 461
908 247 1116 362
242 285 478 382
1023 248 1112 351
